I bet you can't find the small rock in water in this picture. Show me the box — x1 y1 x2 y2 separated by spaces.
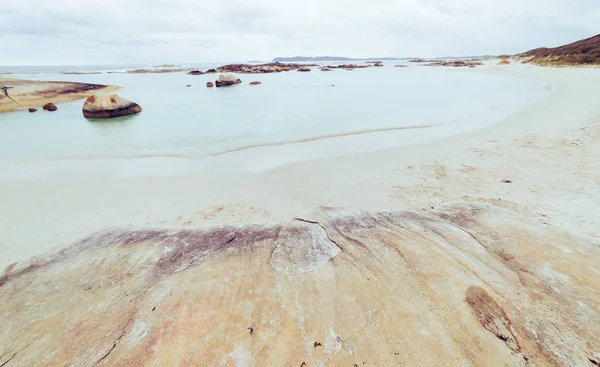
249 81 261 85
187 70 204 75
499 59 511 65
501 180 512 183
28 108 38 113
297 66 311 72
215 74 242 87
43 103 57 111
206 82 214 88
186 85 192 87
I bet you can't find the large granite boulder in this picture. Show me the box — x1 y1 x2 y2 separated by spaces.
1 202 599 366
215 74 241 87
82 94 142 119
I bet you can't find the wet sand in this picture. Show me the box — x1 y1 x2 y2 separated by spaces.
0 78 120 113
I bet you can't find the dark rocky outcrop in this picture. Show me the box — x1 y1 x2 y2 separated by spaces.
28 108 37 113
187 70 204 75
425 60 484 67
43 103 57 111
215 74 242 87
216 63 318 74
82 94 142 119
205 69 217 74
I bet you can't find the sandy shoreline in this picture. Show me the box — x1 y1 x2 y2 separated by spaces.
1 64 599 266
0 77 120 113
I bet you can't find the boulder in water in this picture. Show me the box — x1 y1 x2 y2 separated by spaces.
187 70 204 75
43 103 57 111
82 94 142 119
28 108 37 113
206 82 214 88
249 81 261 85
215 74 242 87
297 66 311 72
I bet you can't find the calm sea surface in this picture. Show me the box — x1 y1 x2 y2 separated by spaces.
0 62 550 163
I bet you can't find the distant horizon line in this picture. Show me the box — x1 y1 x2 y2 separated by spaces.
0 54 504 69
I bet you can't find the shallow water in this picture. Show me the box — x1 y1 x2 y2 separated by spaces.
0 62 549 164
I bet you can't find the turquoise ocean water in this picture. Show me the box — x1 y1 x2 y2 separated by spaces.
0 62 549 164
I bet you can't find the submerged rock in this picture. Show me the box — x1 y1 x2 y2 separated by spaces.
43 103 57 111
82 94 142 119
249 81 261 85
394 64 408 68
28 108 37 113
187 70 204 75
1 202 598 366
215 74 241 87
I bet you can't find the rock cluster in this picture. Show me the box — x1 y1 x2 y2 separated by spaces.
215 63 318 74
425 60 484 67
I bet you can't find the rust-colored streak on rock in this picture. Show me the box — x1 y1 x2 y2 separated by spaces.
465 286 520 353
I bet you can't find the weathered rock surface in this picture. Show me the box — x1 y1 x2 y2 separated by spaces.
43 103 57 111
82 94 142 119
1 202 598 366
215 74 242 87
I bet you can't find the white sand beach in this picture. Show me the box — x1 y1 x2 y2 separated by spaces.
1 64 598 269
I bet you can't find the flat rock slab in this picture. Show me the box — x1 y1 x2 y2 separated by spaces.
1 202 599 366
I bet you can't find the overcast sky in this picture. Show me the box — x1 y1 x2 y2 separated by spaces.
1 0 598 65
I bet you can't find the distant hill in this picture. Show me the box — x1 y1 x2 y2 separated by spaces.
516 34 600 66
272 56 402 62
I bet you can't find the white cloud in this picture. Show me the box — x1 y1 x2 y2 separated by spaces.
0 0 598 65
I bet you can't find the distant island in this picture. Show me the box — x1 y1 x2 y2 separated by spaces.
272 56 403 62
516 33 600 66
